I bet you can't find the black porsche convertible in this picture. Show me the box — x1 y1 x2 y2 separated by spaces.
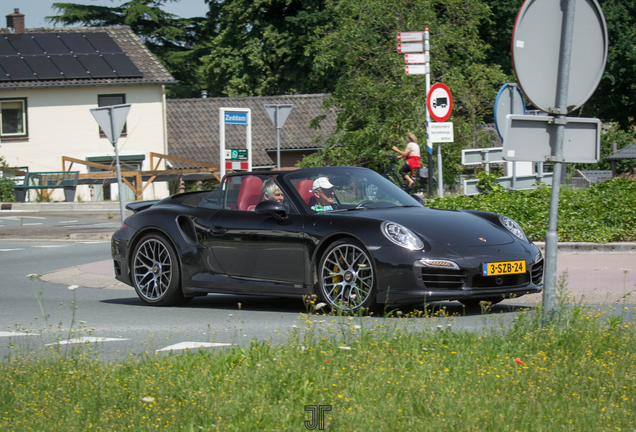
111 166 543 311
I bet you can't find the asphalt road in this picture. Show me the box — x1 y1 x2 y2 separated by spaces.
1 211 635 360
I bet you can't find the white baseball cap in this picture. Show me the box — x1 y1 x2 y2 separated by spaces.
311 177 334 192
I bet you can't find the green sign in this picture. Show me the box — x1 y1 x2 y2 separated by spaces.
226 149 248 160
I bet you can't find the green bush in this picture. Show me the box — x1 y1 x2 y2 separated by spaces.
428 179 636 243
0 176 15 202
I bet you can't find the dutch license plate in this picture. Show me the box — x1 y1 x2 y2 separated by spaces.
482 260 526 276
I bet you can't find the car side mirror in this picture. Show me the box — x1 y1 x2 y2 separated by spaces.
410 194 426 206
254 200 288 220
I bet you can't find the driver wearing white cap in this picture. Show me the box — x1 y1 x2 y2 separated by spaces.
311 177 336 212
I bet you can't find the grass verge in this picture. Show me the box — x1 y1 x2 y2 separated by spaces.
2 299 635 431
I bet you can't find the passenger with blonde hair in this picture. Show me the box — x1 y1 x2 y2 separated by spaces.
391 133 421 190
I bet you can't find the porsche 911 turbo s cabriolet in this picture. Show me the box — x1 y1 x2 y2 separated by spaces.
111 166 543 311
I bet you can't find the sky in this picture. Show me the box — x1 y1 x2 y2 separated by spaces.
1 0 210 29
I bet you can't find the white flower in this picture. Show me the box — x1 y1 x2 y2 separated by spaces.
338 346 351 350
68 285 79 291
350 294 357 300
315 302 327 310
437 325 443 330
353 325 361 330
142 397 155 403
228 314 233 317
26 274 38 279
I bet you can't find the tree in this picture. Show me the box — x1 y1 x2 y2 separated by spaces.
196 0 338 97
299 0 507 189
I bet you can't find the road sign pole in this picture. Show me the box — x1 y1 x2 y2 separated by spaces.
424 28 433 198
276 127 281 170
112 138 126 224
543 0 576 324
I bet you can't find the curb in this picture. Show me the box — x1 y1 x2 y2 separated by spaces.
1 201 132 212
534 242 636 254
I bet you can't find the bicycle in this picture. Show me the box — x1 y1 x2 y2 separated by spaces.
381 154 434 195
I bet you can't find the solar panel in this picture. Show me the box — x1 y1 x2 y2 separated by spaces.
22 55 63 80
0 37 18 55
76 54 117 78
49 54 90 79
59 33 95 54
0 56 34 80
103 53 142 78
32 34 69 54
6 34 44 55
0 64 9 81
85 33 123 53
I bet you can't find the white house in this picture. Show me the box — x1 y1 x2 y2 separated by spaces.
0 9 175 201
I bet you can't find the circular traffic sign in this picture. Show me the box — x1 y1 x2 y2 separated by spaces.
494 83 526 140
427 83 453 122
511 0 607 113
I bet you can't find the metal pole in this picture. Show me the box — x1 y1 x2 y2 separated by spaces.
543 0 576 323
424 28 433 197
113 140 126 224
437 143 443 197
276 127 281 170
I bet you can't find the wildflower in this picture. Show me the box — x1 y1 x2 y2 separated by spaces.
325 359 331 363
338 346 351 350
350 294 357 300
142 397 155 403
514 358 524 365
68 285 79 291
353 325 361 330
315 302 327 310
437 325 443 330
26 274 38 279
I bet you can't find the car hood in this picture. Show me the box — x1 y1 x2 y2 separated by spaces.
333 206 516 247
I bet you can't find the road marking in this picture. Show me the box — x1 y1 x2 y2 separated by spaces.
22 223 43 226
0 331 39 337
57 220 79 225
0 248 25 252
46 337 130 346
156 342 233 352
32 245 68 248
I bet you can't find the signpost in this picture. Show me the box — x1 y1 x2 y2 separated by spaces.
264 104 293 170
89 103 131 224
219 107 252 178
397 43 424 53
427 82 453 197
508 0 608 321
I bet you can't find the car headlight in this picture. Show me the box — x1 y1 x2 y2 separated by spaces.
500 216 527 241
381 221 424 250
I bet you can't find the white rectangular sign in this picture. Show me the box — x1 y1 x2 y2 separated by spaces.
503 115 600 163
429 122 454 143
397 43 424 53
404 54 425 63
405 65 426 75
396 32 424 42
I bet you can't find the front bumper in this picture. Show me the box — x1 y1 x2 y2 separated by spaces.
372 243 544 305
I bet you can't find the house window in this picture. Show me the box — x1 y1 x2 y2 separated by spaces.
98 94 126 135
0 98 27 138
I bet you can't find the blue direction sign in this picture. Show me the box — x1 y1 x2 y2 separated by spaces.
224 112 248 124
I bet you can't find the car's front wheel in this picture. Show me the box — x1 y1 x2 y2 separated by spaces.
317 238 376 312
131 233 190 306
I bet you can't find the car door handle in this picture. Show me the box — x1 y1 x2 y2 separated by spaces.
210 226 227 236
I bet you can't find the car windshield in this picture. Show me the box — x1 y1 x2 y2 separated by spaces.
281 167 423 213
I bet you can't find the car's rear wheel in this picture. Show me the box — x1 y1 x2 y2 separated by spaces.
317 238 376 313
459 297 504 308
131 233 190 306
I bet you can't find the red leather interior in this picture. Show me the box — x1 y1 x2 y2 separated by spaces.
237 176 263 211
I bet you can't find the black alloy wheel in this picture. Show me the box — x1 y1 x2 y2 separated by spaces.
131 233 190 306
318 238 376 312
